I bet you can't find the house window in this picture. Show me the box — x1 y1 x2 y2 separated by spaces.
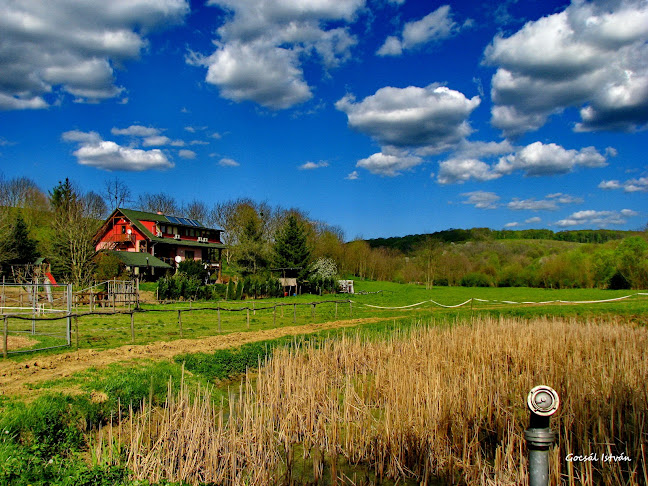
185 250 194 261
121 225 126 234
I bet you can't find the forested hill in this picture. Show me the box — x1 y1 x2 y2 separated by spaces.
365 228 638 253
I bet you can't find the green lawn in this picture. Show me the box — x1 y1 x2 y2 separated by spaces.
2 281 646 358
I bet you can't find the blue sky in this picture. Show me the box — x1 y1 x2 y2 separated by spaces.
0 0 646 239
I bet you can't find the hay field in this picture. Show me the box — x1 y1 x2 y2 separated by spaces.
97 316 648 485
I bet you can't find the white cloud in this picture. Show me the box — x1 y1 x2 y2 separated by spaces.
345 170 359 180
507 193 583 211
504 222 519 228
62 130 173 171
461 191 500 209
436 141 607 184
526 217 542 224
555 209 638 228
219 157 240 167
484 0 648 135
143 135 172 147
356 152 423 177
299 160 329 170
495 142 606 176
0 1 189 109
193 0 363 109
437 158 500 184
377 5 462 56
112 125 161 137
336 84 480 151
599 176 648 192
178 149 196 159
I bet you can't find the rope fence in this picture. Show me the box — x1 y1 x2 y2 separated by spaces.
2 292 646 357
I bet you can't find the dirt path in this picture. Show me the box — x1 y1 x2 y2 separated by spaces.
0 317 390 398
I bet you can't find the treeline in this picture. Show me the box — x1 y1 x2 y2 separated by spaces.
366 228 636 253
1 173 647 291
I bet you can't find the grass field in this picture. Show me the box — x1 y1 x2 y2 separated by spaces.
3 281 647 357
1 281 647 485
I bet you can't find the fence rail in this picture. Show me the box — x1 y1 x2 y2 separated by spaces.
2 292 646 358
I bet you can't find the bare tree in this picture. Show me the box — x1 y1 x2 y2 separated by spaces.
103 177 132 210
182 199 209 222
83 191 108 219
137 192 178 214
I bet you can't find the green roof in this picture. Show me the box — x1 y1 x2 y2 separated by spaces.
113 208 226 250
105 250 172 269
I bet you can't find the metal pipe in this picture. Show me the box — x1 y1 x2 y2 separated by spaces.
524 386 559 486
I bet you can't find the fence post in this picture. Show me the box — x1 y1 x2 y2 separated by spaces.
66 284 72 346
273 305 276 326
335 302 338 319
311 303 315 319
217 307 221 332
178 310 183 338
130 312 135 343
2 316 7 359
293 304 296 324
246 308 250 329
349 301 352 318
75 316 79 351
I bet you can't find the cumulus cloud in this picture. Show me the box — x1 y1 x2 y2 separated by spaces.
112 125 160 137
377 5 463 56
484 0 648 135
436 141 608 184
460 191 500 209
356 152 423 177
62 130 173 171
437 158 500 184
219 157 240 167
0 0 189 109
555 209 639 228
599 176 648 192
507 193 583 211
494 142 606 176
336 84 480 150
299 160 329 170
178 149 196 159
345 170 359 180
192 0 363 109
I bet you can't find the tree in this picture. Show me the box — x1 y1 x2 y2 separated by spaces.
0 214 39 274
273 214 312 281
137 192 178 214
615 236 648 289
48 179 100 285
103 177 132 210
183 199 209 223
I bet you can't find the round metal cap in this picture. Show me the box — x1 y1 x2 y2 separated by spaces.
527 385 559 416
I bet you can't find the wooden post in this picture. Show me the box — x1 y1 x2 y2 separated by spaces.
75 316 79 351
178 310 183 338
217 307 221 332
335 302 338 319
130 312 135 343
293 304 296 324
253 302 255 316
311 303 315 319
349 301 352 318
246 308 250 329
90 293 94 312
273 305 276 326
3 316 7 359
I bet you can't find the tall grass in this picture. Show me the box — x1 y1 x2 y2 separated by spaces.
95 316 648 485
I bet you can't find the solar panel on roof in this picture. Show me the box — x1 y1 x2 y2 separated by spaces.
166 216 180 224
190 219 202 226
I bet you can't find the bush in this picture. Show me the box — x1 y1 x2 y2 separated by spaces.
460 272 492 287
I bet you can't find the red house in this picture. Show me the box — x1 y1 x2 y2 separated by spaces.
94 208 226 280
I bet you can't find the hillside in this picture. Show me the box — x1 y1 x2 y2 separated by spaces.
365 227 637 253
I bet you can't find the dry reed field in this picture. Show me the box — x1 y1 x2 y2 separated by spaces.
94 316 648 485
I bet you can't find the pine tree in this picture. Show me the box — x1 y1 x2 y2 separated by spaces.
1 214 39 273
273 214 311 280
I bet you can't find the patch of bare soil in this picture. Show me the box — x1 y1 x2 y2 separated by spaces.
0 317 389 398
